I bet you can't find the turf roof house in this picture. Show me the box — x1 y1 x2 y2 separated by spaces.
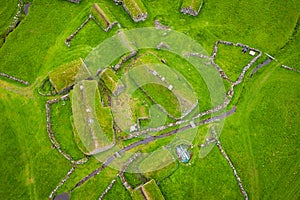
180 0 204 16
99 68 125 96
91 3 118 32
121 0 148 22
48 59 91 94
131 179 165 200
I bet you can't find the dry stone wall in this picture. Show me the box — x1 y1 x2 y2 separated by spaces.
0 72 29 85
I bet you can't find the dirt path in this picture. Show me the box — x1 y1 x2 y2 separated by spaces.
250 58 272 78
24 3 30 15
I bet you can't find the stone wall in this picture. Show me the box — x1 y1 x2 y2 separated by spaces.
211 127 248 200
0 72 29 85
65 16 92 47
113 50 137 71
98 179 116 200
49 166 75 199
66 0 81 3
281 65 300 73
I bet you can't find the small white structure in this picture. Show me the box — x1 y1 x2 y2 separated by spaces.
115 152 121 158
88 118 94 124
86 108 91 113
80 85 84 90
168 85 173 90
130 124 138 132
190 121 196 128
161 77 165 81
249 50 256 56
152 70 158 76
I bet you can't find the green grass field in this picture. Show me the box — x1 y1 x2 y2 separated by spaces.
0 0 299 199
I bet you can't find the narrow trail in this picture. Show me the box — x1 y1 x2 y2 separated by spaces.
250 58 272 78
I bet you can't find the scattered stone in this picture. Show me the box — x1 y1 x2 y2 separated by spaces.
154 20 171 31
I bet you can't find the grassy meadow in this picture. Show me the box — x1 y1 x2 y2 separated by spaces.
0 0 299 199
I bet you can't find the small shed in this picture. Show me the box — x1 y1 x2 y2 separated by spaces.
249 50 256 56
